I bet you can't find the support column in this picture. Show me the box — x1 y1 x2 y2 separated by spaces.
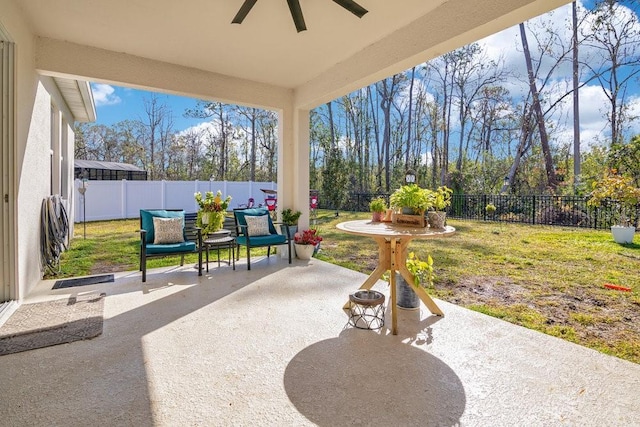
277 106 310 229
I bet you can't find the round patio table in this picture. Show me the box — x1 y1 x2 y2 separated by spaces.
336 219 455 335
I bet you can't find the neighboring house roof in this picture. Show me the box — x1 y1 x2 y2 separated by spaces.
53 77 96 123
75 159 144 172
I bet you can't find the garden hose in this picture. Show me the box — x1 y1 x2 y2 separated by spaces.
40 195 69 275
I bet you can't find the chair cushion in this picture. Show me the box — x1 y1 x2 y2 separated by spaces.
140 209 185 243
236 234 286 246
245 214 270 236
234 208 278 235
146 241 196 255
153 217 185 244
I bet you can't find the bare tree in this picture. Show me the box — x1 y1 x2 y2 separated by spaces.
520 22 559 190
583 0 640 146
141 95 173 180
377 74 406 191
572 0 581 191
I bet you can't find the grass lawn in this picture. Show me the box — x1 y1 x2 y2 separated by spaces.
57 210 640 363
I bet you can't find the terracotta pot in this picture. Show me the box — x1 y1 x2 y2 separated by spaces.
372 211 383 222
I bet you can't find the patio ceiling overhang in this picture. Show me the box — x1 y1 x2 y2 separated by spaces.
21 0 571 110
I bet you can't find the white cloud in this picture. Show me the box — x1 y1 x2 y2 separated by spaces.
177 121 218 138
91 83 121 107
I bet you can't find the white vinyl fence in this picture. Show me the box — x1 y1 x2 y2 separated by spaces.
74 180 277 222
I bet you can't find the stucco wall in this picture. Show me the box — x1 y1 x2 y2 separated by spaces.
64 122 76 235
0 1 77 300
18 81 51 299
1 0 39 300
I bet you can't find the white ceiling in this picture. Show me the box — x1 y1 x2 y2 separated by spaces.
17 0 570 108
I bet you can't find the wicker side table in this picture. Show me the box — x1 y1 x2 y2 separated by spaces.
348 290 385 330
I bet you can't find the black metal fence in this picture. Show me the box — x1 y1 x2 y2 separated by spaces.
344 193 639 230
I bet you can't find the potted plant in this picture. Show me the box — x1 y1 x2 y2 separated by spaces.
194 190 231 234
293 228 323 260
389 184 433 215
396 251 435 309
427 186 452 229
389 184 434 227
587 172 640 244
369 197 387 222
281 208 302 236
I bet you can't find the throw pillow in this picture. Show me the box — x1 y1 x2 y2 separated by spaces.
153 217 185 244
245 214 270 236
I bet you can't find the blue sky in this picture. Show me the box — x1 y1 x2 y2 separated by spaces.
90 83 204 131
90 1 640 146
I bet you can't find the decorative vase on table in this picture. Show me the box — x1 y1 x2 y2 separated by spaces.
199 211 225 234
194 190 232 235
294 243 315 260
427 211 446 229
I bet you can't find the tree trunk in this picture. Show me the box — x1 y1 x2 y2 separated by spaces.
502 106 534 193
520 23 558 190
406 67 415 168
572 1 581 192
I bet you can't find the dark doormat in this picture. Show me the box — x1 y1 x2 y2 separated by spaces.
0 292 105 356
52 274 114 290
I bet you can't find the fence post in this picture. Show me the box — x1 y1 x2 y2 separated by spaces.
482 195 487 221
121 179 127 219
532 195 536 225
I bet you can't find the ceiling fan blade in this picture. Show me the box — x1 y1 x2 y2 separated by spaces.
287 0 307 32
232 0 258 24
332 0 368 18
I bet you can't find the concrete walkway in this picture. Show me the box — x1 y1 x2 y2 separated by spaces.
1 256 638 426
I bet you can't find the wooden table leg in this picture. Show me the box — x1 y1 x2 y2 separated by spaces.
390 238 398 335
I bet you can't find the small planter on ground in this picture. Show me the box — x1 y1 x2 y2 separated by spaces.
587 172 640 244
396 251 435 309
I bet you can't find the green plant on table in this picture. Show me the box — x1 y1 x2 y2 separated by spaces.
431 186 453 211
389 184 434 214
369 197 387 213
194 190 231 212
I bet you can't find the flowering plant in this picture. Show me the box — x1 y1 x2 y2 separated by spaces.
194 190 231 213
294 228 323 246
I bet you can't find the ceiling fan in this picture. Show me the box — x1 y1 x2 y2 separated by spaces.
232 0 368 33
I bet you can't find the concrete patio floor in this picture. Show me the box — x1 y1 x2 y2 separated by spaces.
1 255 639 426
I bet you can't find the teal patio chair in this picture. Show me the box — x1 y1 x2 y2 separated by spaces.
139 209 202 282
233 207 291 270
